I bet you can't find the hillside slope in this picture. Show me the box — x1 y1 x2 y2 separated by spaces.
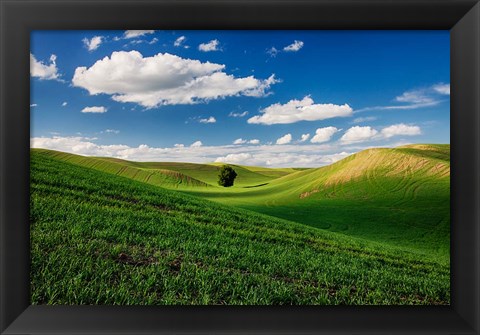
31 145 450 259
32 149 294 188
185 144 450 259
30 150 449 305
33 149 212 189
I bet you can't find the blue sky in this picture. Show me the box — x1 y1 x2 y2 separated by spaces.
30 30 450 167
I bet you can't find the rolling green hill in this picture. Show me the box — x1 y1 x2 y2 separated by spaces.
30 149 450 305
31 145 450 260
32 149 211 189
32 149 294 188
184 144 451 259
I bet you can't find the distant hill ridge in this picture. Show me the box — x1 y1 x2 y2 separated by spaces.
32 149 211 189
31 144 450 192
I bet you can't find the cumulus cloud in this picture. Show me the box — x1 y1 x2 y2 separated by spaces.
233 138 260 145
283 40 304 52
190 140 203 147
123 30 155 39
233 138 246 145
30 53 60 80
174 36 188 48
62 101 68 107
299 134 310 142
83 36 103 51
229 111 248 118
380 123 421 138
214 150 351 167
198 39 220 52
72 51 278 108
340 126 378 144
199 116 216 124
81 106 107 113
248 96 352 125
267 40 304 57
340 124 421 144
433 83 450 95
276 133 292 145
104 129 120 134
310 127 339 143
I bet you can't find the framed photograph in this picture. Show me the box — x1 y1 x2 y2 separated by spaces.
1 0 479 334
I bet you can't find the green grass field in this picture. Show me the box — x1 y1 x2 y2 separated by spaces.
30 144 450 305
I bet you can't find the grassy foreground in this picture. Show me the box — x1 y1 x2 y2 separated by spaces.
31 150 450 305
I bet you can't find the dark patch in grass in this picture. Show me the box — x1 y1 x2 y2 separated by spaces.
168 257 183 273
107 194 140 205
151 203 172 211
116 252 157 266
244 183 269 188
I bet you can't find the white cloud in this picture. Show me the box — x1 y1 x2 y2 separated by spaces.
248 96 352 125
233 138 259 145
198 40 221 52
174 36 188 48
233 138 246 145
31 135 360 168
83 36 103 51
352 116 377 124
433 83 450 95
81 106 107 113
198 39 220 52
276 133 292 145
356 83 450 113
310 127 339 143
214 150 351 167
72 51 278 108
395 90 434 104
229 111 248 118
104 129 120 134
380 123 421 138
267 47 279 57
283 40 304 52
62 102 68 107
267 41 304 57
199 116 216 124
31 136 128 156
190 140 203 147
340 124 421 144
340 126 378 144
299 133 310 142
123 30 155 39
30 53 59 80
215 153 253 164
30 103 38 107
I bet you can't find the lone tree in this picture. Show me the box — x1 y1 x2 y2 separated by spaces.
218 165 238 187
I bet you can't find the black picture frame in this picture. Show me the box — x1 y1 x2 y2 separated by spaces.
1 0 479 334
